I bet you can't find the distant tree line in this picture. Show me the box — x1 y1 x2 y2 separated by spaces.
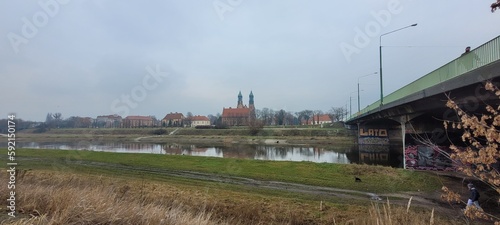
254 107 348 126
44 113 94 129
0 118 39 133
12 106 349 133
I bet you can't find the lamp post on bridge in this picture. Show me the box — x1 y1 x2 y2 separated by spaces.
379 23 417 106
357 72 377 114
349 91 357 118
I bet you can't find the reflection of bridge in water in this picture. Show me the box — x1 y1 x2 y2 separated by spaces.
345 145 403 168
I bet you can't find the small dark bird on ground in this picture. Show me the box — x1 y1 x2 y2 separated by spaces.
355 177 362 182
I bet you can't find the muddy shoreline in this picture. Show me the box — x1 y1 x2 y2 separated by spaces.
12 134 357 146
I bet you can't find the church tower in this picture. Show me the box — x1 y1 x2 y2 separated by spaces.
237 91 244 108
249 91 254 109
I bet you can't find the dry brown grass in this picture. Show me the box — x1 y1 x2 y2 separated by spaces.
358 199 439 225
0 171 228 225
0 170 461 225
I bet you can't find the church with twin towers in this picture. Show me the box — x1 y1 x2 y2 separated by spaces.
221 91 256 126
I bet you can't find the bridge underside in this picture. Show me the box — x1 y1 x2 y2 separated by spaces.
347 60 500 169
350 59 500 124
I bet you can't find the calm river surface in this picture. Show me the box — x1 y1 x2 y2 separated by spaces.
12 142 404 168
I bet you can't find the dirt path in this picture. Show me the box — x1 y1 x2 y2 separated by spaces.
27 158 464 218
133 135 157 142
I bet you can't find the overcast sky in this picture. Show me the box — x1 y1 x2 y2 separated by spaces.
1 0 500 122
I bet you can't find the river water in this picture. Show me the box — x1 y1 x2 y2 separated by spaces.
11 141 404 168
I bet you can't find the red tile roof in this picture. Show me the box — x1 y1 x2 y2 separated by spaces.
97 114 122 119
191 115 210 121
222 107 251 117
316 114 331 122
163 112 184 120
124 116 153 121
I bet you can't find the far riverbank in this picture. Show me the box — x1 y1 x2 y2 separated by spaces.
9 126 357 146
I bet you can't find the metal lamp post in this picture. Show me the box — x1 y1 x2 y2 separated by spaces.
349 90 357 117
357 72 377 113
379 23 417 106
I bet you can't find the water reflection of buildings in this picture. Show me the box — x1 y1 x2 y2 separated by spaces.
17 141 402 167
110 143 162 153
162 144 223 158
17 142 164 154
254 146 350 164
162 144 351 163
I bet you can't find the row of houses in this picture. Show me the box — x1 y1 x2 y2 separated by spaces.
303 114 332 125
109 91 257 128
96 113 211 128
95 92 332 128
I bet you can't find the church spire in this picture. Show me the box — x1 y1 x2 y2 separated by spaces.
237 91 244 108
249 91 254 108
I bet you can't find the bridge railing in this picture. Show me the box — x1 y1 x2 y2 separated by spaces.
352 35 500 120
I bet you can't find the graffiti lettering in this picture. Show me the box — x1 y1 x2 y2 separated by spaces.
359 128 388 137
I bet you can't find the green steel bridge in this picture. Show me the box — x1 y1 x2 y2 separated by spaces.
348 35 500 124
345 35 500 169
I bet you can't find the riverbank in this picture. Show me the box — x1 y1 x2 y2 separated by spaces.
0 148 468 224
3 128 499 224
13 127 357 145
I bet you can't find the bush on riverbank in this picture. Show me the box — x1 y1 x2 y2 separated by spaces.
150 128 168 135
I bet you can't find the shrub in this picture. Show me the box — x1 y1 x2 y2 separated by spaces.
150 128 167 135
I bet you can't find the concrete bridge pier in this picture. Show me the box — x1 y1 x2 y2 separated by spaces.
389 114 421 169
356 114 425 169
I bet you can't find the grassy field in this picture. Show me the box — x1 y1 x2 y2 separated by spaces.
0 169 458 225
6 148 440 193
0 148 465 225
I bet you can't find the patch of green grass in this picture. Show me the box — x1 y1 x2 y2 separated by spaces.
2 148 442 193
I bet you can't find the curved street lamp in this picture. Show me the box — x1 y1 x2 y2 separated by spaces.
379 23 417 106
357 72 377 113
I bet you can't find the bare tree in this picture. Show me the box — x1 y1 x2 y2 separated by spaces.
492 0 500 12
313 110 323 125
185 112 193 127
259 108 275 126
328 107 345 122
53 113 62 120
45 113 53 128
207 114 217 125
150 116 159 127
285 111 295 126
247 119 264 135
297 110 313 125
441 82 500 223
46 112 62 128
275 109 286 126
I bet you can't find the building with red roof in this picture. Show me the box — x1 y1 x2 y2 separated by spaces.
190 115 210 127
162 112 185 127
302 114 333 125
96 114 122 128
222 91 256 126
123 115 154 128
